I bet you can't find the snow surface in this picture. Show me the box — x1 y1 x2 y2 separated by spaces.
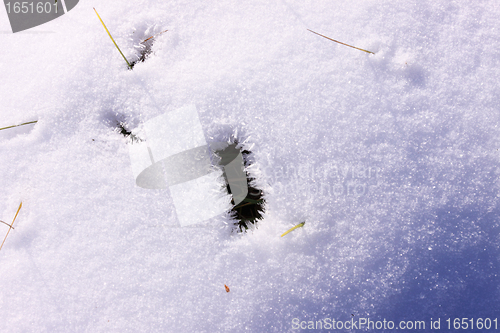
1 0 500 332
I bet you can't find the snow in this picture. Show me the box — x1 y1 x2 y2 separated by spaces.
1 0 499 332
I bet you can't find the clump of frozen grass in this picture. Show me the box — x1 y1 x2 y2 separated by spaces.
129 29 168 68
213 140 266 232
95 7 167 70
115 121 143 144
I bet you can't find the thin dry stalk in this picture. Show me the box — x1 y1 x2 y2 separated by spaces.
308 29 374 54
0 202 22 252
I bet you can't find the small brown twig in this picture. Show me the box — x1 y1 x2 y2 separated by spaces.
308 29 374 54
0 202 22 252
0 220 14 229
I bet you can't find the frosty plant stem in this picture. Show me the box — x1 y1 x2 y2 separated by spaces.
308 29 374 54
0 202 22 252
281 221 305 237
0 120 37 132
94 8 132 69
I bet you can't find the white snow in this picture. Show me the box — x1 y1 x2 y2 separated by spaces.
1 0 499 332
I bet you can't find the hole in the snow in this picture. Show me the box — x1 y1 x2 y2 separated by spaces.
213 141 265 232
102 111 143 143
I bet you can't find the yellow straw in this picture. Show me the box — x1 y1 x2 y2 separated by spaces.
94 8 132 69
0 120 37 132
281 221 305 237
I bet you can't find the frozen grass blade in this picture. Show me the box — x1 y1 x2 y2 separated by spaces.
0 202 22 252
94 8 132 69
0 120 37 132
281 221 305 237
308 29 374 54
